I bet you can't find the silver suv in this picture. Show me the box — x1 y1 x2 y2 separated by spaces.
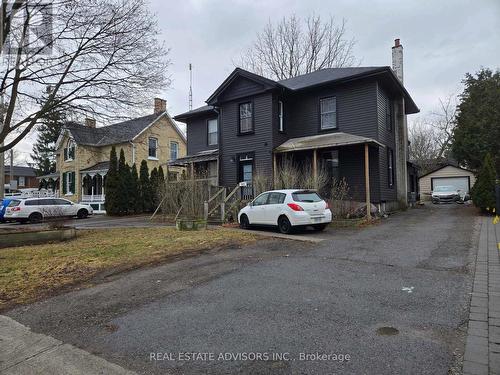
4 198 93 223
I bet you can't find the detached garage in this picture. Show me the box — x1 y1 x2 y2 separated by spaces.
419 164 476 200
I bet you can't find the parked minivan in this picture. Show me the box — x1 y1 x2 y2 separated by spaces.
4 198 93 223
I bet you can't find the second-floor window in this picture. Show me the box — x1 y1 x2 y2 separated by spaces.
239 102 253 134
207 119 218 146
320 97 337 130
64 140 75 161
148 137 158 159
278 100 284 132
388 148 394 188
170 141 178 161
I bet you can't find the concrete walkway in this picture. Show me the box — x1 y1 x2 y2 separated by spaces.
464 215 500 375
0 315 135 375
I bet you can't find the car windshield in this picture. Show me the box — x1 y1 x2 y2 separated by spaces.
434 186 455 192
7 200 21 207
292 191 323 203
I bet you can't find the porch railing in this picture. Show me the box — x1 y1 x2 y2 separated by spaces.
82 194 105 202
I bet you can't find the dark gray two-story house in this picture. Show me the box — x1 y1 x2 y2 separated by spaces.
173 40 419 211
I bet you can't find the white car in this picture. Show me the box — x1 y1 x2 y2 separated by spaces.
238 189 332 234
431 185 460 204
4 197 93 223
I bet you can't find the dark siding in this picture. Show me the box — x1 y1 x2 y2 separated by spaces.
219 77 268 103
285 80 378 139
220 93 274 187
185 115 218 155
376 83 397 202
339 145 380 203
271 94 289 148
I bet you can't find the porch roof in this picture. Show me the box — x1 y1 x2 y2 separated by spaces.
80 161 110 174
169 149 218 166
274 132 384 153
36 172 60 180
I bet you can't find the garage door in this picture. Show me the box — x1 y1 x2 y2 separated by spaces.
432 177 470 193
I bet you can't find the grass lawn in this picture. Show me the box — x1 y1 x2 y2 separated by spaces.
0 227 256 310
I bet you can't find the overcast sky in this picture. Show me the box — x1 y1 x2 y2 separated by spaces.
16 0 500 164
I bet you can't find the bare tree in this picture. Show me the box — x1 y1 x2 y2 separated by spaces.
430 94 458 159
238 14 356 80
0 0 170 152
408 119 441 174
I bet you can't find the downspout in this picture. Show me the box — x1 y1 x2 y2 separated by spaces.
129 141 136 164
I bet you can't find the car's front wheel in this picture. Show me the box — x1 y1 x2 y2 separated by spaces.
28 212 43 224
239 214 250 229
77 208 88 219
278 216 293 234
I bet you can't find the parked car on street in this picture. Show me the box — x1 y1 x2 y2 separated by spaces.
4 197 93 223
238 189 332 234
431 185 460 204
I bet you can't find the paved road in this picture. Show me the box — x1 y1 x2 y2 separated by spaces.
5 204 478 374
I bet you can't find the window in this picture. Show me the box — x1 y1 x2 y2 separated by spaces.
207 119 218 146
252 193 269 206
292 191 323 203
25 199 40 206
239 102 253 133
148 137 158 159
388 148 394 188
64 140 75 161
54 199 72 205
320 97 337 130
386 98 393 131
18 176 25 187
268 192 286 204
278 100 284 132
170 141 179 161
62 171 75 195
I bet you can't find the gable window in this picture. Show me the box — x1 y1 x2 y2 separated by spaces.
239 102 253 134
148 137 158 159
170 141 178 161
278 100 284 132
207 119 218 146
386 98 393 131
388 148 394 188
64 140 75 161
320 97 337 130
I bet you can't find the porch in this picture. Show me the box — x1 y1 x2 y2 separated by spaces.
274 132 386 219
168 149 219 186
80 161 109 213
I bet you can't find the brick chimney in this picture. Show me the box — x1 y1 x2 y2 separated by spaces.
85 118 96 128
154 98 167 114
392 38 404 83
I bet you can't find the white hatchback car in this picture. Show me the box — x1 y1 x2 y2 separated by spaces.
4 197 93 223
238 189 332 234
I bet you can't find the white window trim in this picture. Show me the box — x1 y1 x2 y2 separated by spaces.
18 176 25 187
65 140 76 162
278 100 284 132
208 119 218 146
148 137 158 159
320 97 337 130
170 141 179 161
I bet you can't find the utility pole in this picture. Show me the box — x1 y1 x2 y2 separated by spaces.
9 149 13 189
188 63 193 111
0 93 4 199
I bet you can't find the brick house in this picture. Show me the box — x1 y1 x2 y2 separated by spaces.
4 165 38 191
39 98 186 212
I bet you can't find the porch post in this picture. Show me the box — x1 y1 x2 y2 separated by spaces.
312 149 318 185
190 162 194 181
364 143 371 219
273 152 277 188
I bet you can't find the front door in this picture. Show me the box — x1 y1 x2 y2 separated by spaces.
321 150 340 194
239 161 254 200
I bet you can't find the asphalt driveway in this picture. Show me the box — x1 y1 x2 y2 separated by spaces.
5 204 478 374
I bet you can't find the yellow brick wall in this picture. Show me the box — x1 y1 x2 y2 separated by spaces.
56 114 186 203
